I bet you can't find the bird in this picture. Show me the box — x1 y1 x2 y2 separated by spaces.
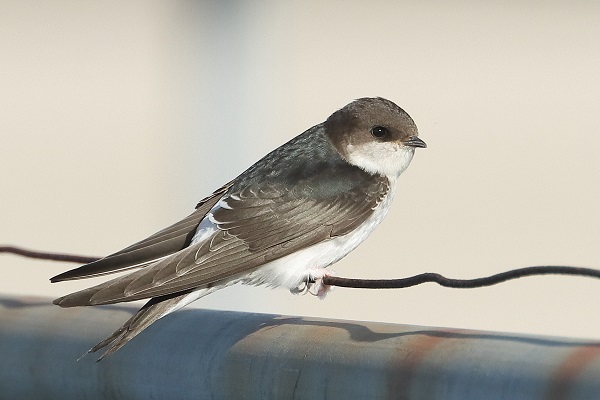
51 97 426 360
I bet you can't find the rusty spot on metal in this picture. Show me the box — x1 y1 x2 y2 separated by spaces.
387 332 447 400
546 345 600 400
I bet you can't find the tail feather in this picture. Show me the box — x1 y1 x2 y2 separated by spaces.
85 288 214 361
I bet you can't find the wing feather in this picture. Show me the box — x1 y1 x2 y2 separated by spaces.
50 183 232 282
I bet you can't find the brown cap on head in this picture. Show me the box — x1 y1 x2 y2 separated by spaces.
324 97 425 177
324 97 422 152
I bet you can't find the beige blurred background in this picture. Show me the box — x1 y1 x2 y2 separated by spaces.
1 1 599 340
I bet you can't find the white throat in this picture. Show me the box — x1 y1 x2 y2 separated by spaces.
345 142 415 179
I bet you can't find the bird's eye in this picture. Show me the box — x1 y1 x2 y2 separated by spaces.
371 126 389 139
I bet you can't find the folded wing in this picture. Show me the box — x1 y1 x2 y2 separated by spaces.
53 172 389 307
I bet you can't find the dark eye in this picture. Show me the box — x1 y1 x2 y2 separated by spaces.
371 126 389 139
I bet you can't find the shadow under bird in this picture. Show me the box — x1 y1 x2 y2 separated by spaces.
51 97 426 360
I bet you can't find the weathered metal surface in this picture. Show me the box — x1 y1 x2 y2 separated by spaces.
1 295 600 399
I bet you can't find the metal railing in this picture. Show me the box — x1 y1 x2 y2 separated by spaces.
1 295 599 399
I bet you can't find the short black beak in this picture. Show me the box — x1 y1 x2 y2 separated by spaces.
404 136 427 148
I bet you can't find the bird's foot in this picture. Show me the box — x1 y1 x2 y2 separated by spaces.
306 267 335 299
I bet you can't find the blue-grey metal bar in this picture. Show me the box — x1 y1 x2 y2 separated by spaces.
1 295 599 399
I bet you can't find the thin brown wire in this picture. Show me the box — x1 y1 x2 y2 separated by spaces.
2 245 599 290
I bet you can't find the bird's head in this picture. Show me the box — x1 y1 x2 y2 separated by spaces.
325 97 426 179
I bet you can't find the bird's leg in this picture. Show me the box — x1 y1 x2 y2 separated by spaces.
306 267 335 299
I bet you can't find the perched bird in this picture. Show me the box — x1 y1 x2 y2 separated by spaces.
51 97 426 360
